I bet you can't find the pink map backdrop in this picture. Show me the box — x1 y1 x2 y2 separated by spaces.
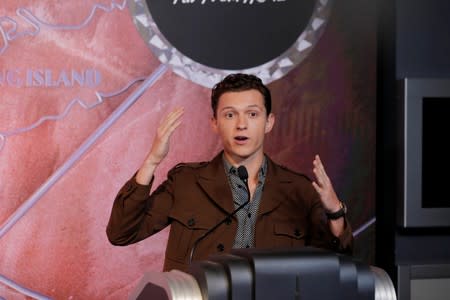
0 1 376 298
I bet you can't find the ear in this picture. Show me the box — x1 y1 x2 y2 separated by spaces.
265 113 275 134
210 116 219 133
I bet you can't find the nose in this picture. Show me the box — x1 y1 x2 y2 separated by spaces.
236 114 247 130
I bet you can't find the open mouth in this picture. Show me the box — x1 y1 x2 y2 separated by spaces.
235 136 248 142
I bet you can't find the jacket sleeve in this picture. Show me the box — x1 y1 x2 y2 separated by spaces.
308 197 354 255
106 172 175 246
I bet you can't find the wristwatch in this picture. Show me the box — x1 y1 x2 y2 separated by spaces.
326 201 347 220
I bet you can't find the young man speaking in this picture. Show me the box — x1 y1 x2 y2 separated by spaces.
106 73 353 272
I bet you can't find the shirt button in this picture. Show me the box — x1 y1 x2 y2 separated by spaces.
187 218 195 227
247 213 252 218
217 244 225 252
246 245 250 248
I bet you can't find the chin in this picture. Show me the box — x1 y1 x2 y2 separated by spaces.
225 144 261 160
230 150 256 161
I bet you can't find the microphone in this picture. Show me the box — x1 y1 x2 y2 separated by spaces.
188 165 250 264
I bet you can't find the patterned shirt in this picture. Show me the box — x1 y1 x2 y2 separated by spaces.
223 156 267 248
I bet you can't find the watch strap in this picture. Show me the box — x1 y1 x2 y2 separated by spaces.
326 201 347 220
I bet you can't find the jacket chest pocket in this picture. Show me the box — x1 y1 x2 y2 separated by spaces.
166 210 215 262
272 222 306 247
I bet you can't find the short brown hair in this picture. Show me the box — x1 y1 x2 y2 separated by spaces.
211 73 272 117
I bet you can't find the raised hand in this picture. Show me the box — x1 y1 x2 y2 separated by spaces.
311 154 345 236
136 107 184 185
148 107 184 165
311 154 341 213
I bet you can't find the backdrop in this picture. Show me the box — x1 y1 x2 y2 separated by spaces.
0 1 376 298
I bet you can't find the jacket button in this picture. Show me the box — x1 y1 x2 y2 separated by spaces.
217 243 225 252
294 229 301 236
187 218 195 227
225 218 232 225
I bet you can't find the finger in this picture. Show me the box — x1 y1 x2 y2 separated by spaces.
162 111 183 132
312 163 320 178
314 154 330 182
158 108 184 136
168 107 184 120
313 156 324 183
312 181 321 193
158 120 182 146
314 155 325 174
165 119 183 138
161 108 184 128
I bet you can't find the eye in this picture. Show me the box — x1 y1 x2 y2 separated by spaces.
224 112 234 119
248 111 259 118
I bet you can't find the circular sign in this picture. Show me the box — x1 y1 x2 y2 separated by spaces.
129 0 333 87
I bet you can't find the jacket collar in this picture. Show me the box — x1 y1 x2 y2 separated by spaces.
196 152 235 214
196 152 294 215
259 157 295 215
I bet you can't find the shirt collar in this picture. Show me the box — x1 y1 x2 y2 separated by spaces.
222 154 267 180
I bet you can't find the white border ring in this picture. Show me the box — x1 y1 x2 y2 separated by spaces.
128 0 333 88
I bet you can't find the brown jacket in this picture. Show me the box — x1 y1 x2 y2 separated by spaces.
106 152 353 272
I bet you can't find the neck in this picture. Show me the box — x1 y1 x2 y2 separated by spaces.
223 151 264 182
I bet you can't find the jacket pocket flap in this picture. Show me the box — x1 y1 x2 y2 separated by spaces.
274 223 305 239
169 210 214 230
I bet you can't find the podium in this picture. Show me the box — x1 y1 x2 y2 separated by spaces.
129 247 396 300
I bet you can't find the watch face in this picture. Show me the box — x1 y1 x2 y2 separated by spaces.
128 0 333 87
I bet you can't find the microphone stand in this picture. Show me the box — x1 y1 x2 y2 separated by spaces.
188 166 250 264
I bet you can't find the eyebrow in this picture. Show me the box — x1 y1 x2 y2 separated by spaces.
220 104 263 112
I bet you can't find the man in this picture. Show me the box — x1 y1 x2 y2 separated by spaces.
106 73 353 272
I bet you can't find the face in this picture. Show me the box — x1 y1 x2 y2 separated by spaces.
211 89 275 165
